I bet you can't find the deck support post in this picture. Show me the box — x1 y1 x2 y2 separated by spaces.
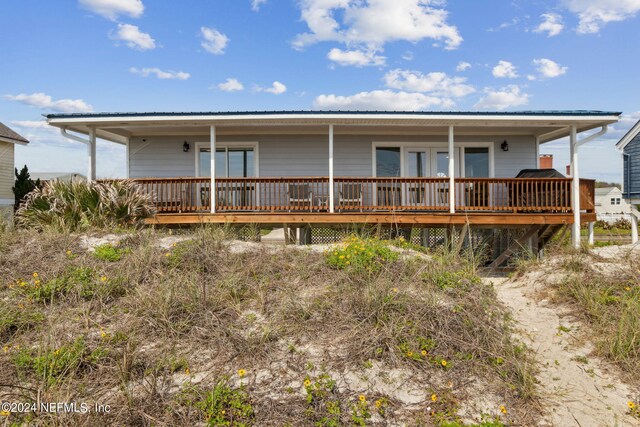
210 125 216 214
329 124 335 213
448 125 455 213
88 127 97 181
570 125 581 248
630 207 638 244
587 222 595 245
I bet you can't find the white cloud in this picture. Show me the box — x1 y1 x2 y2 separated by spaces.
488 17 521 32
383 69 475 98
3 92 93 113
456 61 471 72
532 58 568 78
327 48 386 67
534 13 564 36
129 67 190 80
112 24 155 50
402 51 414 61
293 0 463 52
251 0 267 11
200 27 229 55
79 0 144 20
11 120 52 129
492 60 518 78
313 90 453 111
562 0 640 34
474 85 530 110
218 78 245 92
258 81 287 95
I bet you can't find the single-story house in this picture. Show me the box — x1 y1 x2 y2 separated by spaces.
594 186 632 224
616 119 640 243
46 110 620 258
30 172 87 183
0 122 29 225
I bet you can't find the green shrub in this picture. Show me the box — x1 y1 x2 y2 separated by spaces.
0 302 44 339
15 267 127 304
93 244 127 262
183 379 254 427
14 336 107 385
325 235 398 273
15 180 155 232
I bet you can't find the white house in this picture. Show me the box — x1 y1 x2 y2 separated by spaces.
594 187 632 224
0 122 29 225
45 110 620 253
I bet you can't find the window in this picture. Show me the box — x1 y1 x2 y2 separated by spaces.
610 197 621 205
464 147 489 178
199 146 255 177
375 147 401 177
407 150 427 177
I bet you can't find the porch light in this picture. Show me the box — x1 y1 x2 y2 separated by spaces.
183 141 190 152
501 140 509 152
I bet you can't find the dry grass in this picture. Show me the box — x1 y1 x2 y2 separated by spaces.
0 226 538 426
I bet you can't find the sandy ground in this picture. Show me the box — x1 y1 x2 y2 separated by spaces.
489 271 639 427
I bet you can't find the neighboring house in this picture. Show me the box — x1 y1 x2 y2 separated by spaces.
46 110 620 258
30 172 87 182
0 122 29 225
594 186 632 224
616 119 640 243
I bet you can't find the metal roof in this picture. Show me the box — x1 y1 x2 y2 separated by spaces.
46 110 622 120
0 122 29 144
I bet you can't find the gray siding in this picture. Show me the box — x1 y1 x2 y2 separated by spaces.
623 134 640 199
129 134 537 179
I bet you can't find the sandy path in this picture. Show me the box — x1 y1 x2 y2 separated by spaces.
488 275 639 427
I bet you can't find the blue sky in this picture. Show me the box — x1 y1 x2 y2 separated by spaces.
1 0 639 182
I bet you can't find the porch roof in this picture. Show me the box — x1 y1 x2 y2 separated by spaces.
45 110 621 145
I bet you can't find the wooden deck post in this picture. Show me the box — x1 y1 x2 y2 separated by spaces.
210 125 216 214
329 124 335 213
448 125 455 214
570 125 581 248
88 127 96 181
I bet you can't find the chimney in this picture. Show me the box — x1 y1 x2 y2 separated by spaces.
539 154 553 169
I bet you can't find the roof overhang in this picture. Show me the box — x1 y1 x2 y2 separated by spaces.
0 135 29 145
615 119 640 150
46 111 622 145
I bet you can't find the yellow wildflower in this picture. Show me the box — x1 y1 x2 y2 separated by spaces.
346 261 350 265
238 369 246 378
406 351 413 357
34 280 40 285
185 368 190 375
304 379 311 387
358 395 366 402
629 401 636 409
66 250 72 256
441 360 448 367
339 255 345 259
375 400 382 408
101 276 108 282
32 272 38 278
165 253 171 257
500 405 507 414
3 346 8 353
100 330 108 339
0 410 9 416
625 286 631 291
431 394 437 402
421 350 428 356
392 288 399 293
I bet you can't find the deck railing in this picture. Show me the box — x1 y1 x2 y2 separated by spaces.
122 176 595 215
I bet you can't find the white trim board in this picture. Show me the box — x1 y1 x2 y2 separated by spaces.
0 198 14 206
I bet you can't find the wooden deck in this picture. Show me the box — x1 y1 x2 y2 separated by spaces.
145 212 596 226
116 176 596 226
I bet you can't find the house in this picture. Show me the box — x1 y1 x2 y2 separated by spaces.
594 186 632 224
46 110 620 260
0 122 29 225
30 172 87 183
615 119 640 243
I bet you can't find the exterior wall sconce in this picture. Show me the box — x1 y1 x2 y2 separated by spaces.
501 140 509 152
183 141 190 152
